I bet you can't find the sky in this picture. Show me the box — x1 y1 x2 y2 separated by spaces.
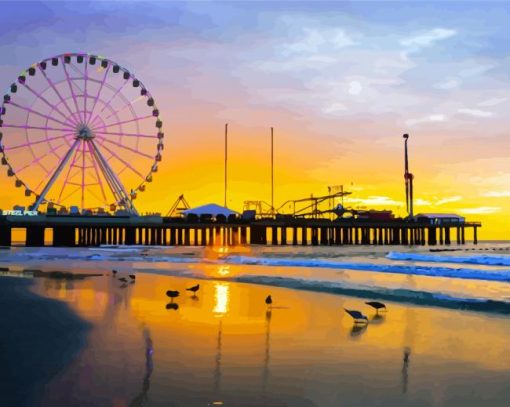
0 0 509 239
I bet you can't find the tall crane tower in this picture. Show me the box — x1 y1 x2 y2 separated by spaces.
403 133 414 218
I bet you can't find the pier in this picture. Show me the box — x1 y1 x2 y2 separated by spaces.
0 215 481 247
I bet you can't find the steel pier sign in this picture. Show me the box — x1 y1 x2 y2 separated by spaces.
2 210 38 216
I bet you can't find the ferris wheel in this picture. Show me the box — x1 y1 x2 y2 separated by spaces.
0 52 164 214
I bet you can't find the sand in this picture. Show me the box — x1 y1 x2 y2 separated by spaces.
2 263 510 406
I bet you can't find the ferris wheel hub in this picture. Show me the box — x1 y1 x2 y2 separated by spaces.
76 124 94 140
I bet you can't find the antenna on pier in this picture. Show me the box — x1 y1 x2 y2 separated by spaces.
271 127 274 216
224 123 228 207
403 133 414 218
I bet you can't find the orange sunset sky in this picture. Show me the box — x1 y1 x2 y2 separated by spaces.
1 1 510 239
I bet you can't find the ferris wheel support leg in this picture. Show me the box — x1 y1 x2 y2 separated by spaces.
87 141 124 206
89 140 139 216
32 139 81 211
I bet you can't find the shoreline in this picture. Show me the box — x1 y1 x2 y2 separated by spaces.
0 276 90 406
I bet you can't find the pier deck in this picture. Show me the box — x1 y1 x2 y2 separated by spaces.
0 215 481 247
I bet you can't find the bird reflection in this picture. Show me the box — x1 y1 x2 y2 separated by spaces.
213 320 223 394
129 328 154 406
166 302 179 311
369 313 386 325
262 309 272 395
402 347 411 394
350 323 368 338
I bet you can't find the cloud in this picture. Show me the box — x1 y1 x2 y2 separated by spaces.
434 78 461 90
458 206 501 215
348 196 402 207
282 27 356 55
400 28 457 49
458 108 493 118
478 97 507 107
348 81 363 95
482 191 510 198
406 114 447 126
414 198 432 206
435 196 463 205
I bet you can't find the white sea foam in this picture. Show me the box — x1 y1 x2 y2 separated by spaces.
387 251 510 266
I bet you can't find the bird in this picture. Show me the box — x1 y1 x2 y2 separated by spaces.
344 309 369 324
265 295 272 307
365 301 387 313
112 269 118 276
118 277 128 283
166 290 180 302
129 274 136 280
186 284 200 295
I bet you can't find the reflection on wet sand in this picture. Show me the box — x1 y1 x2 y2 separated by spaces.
30 269 510 406
402 347 411 394
262 309 272 395
129 327 154 406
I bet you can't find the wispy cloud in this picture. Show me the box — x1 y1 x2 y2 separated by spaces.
400 28 457 50
282 26 356 55
458 206 501 215
478 97 507 107
406 114 447 127
434 78 461 90
435 196 463 205
458 108 494 118
348 196 402 207
482 191 510 198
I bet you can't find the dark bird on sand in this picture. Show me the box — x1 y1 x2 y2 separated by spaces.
344 309 369 324
119 277 128 283
365 301 387 312
186 284 200 295
112 269 118 276
265 295 272 306
166 290 180 301
129 274 136 280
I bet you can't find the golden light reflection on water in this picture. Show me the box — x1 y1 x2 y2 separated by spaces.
213 282 230 316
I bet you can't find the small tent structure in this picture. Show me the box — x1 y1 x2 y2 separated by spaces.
182 203 240 219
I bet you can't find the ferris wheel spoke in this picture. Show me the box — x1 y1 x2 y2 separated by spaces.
83 59 89 126
94 140 146 180
14 142 69 174
85 140 108 204
6 133 75 150
80 140 86 209
62 60 84 124
93 130 157 138
92 114 153 131
19 82 70 123
59 186 82 205
86 65 111 126
89 139 136 212
94 135 154 159
103 95 145 121
91 75 131 125
38 65 80 126
7 100 74 129
1 124 74 132
32 138 81 210
57 140 81 204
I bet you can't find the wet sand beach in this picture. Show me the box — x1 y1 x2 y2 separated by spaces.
2 257 510 406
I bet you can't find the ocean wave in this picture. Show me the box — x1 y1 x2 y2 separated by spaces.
222 255 510 283
230 274 510 314
387 251 510 266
